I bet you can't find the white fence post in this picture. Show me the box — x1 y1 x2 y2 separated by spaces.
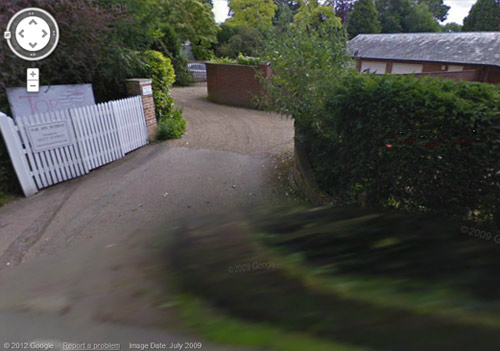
0 113 38 197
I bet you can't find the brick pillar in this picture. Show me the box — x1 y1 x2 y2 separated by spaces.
125 79 157 140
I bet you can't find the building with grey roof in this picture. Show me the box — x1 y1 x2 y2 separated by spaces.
348 32 500 84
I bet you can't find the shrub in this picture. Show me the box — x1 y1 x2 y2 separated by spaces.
140 50 186 140
140 50 176 119
304 72 500 224
236 53 261 66
260 18 348 124
210 57 238 64
210 55 261 66
157 109 186 140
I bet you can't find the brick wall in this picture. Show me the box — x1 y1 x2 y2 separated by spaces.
486 68 500 84
411 70 482 82
206 63 272 109
126 79 157 140
354 58 499 84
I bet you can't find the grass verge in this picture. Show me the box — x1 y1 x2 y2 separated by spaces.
171 293 370 351
167 210 500 351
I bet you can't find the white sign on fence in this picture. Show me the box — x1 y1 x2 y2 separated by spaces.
142 85 153 96
26 121 72 152
6 84 96 118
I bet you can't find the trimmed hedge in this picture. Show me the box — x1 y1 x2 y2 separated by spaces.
141 50 176 119
140 50 186 140
303 72 500 224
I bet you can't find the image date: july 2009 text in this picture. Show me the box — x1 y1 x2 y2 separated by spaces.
129 342 203 350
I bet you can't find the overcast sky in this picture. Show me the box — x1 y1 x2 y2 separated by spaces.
212 0 476 25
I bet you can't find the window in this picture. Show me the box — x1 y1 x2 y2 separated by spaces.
448 65 464 72
391 63 423 74
360 61 387 75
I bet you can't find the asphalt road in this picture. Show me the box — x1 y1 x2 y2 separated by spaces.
0 84 294 349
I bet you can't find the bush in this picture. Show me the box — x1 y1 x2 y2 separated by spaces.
236 53 261 66
140 50 186 140
260 19 348 123
140 50 176 119
210 54 261 66
304 72 500 224
210 57 238 64
157 109 186 140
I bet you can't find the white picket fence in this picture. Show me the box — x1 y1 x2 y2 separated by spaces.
0 96 148 197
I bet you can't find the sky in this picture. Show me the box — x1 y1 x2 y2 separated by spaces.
212 0 476 25
443 0 475 24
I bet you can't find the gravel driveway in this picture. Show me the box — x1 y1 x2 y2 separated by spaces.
0 84 294 349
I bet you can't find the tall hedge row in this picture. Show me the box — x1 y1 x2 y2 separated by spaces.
304 73 500 224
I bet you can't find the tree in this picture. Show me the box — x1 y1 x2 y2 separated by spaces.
227 0 278 28
376 0 412 33
274 3 295 27
215 25 265 58
168 0 219 60
274 0 300 22
375 0 441 33
102 0 218 60
261 6 348 124
463 0 500 31
273 0 301 24
294 0 342 29
417 0 450 21
328 0 355 23
405 3 441 32
442 22 462 32
348 0 381 38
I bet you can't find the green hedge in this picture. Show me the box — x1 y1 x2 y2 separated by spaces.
210 53 262 66
157 109 186 140
141 50 176 119
140 50 186 140
303 72 500 224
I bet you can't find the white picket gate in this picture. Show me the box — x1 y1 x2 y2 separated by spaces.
0 96 148 197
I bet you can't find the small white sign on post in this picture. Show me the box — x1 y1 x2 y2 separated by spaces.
26 121 72 152
6 84 96 118
142 85 153 96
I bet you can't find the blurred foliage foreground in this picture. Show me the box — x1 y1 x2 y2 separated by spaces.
168 206 500 351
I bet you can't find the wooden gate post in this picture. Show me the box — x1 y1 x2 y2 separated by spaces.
0 113 38 197
125 79 157 140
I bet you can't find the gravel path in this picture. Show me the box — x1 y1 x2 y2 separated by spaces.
0 84 294 349
171 84 293 156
